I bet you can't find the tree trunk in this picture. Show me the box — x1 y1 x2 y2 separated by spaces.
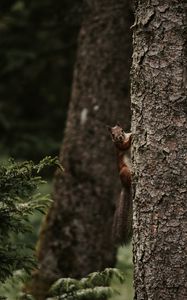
131 1 186 299
30 1 133 299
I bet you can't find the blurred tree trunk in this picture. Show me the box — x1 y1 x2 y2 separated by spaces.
30 0 133 299
131 1 186 299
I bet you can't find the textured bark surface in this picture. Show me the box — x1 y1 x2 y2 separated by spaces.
131 1 186 299
30 1 133 299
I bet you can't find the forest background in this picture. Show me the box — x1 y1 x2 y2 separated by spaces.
0 1 133 299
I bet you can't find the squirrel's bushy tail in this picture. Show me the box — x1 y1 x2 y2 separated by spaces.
112 188 132 245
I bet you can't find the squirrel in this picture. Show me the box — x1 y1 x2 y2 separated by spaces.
108 124 132 245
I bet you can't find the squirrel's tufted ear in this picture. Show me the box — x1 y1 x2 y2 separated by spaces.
116 121 121 127
106 125 112 132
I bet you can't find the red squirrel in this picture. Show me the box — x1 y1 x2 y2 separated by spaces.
108 124 132 245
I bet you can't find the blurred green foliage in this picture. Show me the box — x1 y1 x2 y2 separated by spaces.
0 178 53 300
111 246 133 300
47 268 125 299
0 247 133 300
0 157 62 299
0 157 61 285
0 0 83 160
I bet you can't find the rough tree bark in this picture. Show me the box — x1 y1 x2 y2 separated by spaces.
30 1 133 299
131 1 186 299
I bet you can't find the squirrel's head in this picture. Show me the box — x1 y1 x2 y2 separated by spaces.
107 124 131 150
